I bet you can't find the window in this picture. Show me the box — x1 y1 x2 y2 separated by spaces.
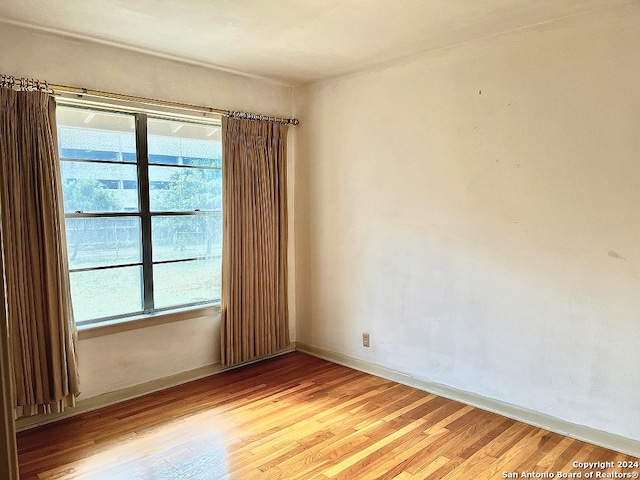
57 106 222 326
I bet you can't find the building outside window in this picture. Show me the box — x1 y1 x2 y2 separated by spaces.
57 105 222 326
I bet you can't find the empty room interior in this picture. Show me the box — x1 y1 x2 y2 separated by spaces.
1 0 639 479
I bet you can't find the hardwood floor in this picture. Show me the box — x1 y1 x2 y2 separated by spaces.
17 352 638 479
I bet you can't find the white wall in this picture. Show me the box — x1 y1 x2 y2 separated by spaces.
0 23 295 403
78 314 219 398
294 1 640 442
0 23 292 117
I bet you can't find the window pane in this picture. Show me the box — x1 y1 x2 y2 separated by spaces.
57 107 137 163
152 215 221 262
147 117 221 168
149 166 221 211
70 266 143 322
58 105 223 324
153 259 220 309
66 217 141 269
60 161 139 212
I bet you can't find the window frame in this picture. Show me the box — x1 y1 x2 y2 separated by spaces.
57 102 223 328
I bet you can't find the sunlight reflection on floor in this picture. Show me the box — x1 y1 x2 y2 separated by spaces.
55 411 233 480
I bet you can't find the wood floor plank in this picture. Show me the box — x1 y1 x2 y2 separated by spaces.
347 406 477 480
17 352 638 479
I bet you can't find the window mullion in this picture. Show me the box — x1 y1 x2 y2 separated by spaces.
135 113 154 312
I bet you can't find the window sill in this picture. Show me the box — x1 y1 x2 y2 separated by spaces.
77 304 221 340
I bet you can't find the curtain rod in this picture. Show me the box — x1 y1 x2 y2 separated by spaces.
0 74 299 126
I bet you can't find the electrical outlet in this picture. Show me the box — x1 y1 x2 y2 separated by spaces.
362 332 370 348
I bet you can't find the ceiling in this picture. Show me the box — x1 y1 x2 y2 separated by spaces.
0 0 629 85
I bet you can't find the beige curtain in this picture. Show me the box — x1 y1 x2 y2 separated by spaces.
221 116 290 367
0 88 79 416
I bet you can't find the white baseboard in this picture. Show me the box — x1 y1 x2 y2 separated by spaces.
296 342 640 458
15 344 295 432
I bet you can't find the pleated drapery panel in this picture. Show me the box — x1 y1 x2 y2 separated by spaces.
221 116 290 367
0 89 79 416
